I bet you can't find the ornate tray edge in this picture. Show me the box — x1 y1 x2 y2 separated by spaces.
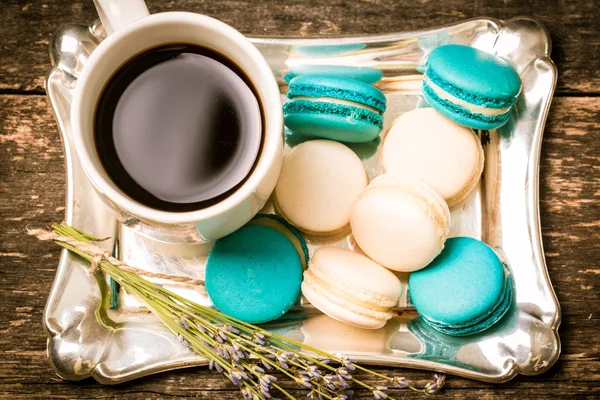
42 16 561 385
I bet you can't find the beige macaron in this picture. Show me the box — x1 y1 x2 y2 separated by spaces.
274 140 367 235
302 247 402 329
350 173 451 272
380 107 484 208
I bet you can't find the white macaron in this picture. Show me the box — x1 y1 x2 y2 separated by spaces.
381 107 484 208
350 173 451 272
302 247 402 329
274 140 368 235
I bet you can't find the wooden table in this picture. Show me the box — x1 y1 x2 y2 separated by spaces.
1 0 598 398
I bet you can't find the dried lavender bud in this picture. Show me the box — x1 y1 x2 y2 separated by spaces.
252 331 267 346
392 376 409 389
260 358 273 371
223 324 240 334
277 353 290 369
177 334 190 348
306 365 321 379
434 374 446 389
373 388 388 399
336 367 353 381
294 375 313 388
341 357 356 371
240 387 253 400
424 381 439 394
250 365 265 374
256 383 272 398
307 391 323 400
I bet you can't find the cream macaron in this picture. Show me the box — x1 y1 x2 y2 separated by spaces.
381 108 484 208
302 247 402 329
274 140 368 235
350 173 451 272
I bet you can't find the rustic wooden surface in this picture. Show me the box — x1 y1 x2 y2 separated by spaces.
1 0 599 399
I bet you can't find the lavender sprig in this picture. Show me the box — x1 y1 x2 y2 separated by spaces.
33 222 445 399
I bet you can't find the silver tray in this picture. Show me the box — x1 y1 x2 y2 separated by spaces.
44 16 560 384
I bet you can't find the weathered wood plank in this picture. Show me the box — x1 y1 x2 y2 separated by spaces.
0 0 599 94
1 94 599 398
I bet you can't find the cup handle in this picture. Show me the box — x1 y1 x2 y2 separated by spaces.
93 0 150 35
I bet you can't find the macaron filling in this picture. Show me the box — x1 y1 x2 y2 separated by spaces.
306 260 399 308
423 83 509 124
303 269 395 320
292 96 381 114
425 65 518 109
423 77 511 116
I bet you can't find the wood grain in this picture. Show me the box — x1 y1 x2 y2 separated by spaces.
0 0 599 94
1 94 599 398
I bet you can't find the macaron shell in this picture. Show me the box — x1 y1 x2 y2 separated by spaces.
205 225 302 324
284 65 383 84
248 214 309 269
426 45 521 104
309 247 402 303
301 277 390 329
301 247 402 329
422 280 512 336
350 173 451 272
352 192 445 272
381 108 484 207
287 75 387 113
274 140 368 234
408 237 507 326
283 101 383 143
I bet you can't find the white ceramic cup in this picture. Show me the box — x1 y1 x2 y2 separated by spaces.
72 0 283 243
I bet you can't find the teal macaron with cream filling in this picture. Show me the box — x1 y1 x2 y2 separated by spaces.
408 237 513 336
422 44 521 130
283 75 387 143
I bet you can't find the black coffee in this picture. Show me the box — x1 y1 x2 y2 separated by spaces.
94 44 262 212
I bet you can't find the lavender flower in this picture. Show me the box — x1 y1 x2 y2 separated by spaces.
39 222 449 400
179 314 191 329
176 334 190 348
307 391 323 400
252 331 267 346
294 375 312 388
256 383 272 398
373 387 388 399
336 367 353 381
306 365 321 379
392 376 409 389
276 352 293 369
340 357 356 371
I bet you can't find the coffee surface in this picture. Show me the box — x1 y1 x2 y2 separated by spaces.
95 44 262 212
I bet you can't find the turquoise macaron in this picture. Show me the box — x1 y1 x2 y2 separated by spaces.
205 225 303 324
422 44 522 130
247 213 309 270
408 237 513 336
283 75 387 143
